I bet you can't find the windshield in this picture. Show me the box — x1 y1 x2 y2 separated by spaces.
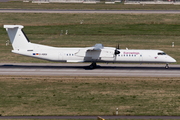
158 52 166 55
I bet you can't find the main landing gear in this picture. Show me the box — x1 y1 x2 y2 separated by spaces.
165 63 169 69
89 62 97 69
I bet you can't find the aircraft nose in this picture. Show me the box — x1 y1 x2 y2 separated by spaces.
172 58 176 63
169 57 176 63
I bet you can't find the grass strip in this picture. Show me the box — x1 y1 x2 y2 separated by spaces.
0 76 180 116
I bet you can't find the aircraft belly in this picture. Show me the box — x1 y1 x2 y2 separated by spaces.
100 57 114 61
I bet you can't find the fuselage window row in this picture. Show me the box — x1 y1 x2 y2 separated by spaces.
119 54 137 57
67 54 74 56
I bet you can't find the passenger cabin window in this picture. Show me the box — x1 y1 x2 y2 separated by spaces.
158 52 166 55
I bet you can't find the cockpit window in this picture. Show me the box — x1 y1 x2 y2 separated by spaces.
158 52 166 55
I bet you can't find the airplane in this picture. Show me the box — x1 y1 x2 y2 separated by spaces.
4 25 176 69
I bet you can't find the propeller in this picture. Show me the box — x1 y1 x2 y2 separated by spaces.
114 44 120 55
114 44 120 61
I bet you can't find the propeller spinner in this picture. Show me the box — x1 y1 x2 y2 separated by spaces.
114 44 120 61
114 44 120 55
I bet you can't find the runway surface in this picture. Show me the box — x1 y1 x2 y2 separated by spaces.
1 9 180 14
2 115 180 119
0 63 180 77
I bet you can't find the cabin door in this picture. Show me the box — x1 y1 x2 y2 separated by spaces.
139 54 143 62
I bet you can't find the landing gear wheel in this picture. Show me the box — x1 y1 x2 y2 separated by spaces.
89 65 94 69
89 62 97 69
165 63 169 69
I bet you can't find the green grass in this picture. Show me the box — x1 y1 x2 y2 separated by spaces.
1 76 180 116
0 13 180 63
1 13 180 26
1 1 180 10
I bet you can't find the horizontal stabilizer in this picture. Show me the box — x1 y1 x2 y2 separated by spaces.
4 25 24 29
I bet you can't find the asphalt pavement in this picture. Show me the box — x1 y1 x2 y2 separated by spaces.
0 63 180 77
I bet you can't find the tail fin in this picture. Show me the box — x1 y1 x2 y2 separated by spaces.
4 25 30 50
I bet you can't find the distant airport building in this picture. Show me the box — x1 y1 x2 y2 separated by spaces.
0 0 10 2
32 0 100 3
105 0 121 4
125 0 180 4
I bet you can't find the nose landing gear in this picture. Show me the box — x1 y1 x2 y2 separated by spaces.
165 63 169 69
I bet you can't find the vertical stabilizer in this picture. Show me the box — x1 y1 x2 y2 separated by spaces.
4 25 31 50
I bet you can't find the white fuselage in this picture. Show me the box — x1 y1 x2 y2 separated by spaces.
12 42 176 63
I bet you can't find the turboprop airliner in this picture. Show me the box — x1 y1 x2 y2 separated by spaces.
4 25 176 69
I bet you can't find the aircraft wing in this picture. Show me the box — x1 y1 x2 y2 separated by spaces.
75 44 103 57
86 44 104 51
75 44 114 58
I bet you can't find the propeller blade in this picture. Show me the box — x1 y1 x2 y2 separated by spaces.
114 49 120 55
114 44 120 61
